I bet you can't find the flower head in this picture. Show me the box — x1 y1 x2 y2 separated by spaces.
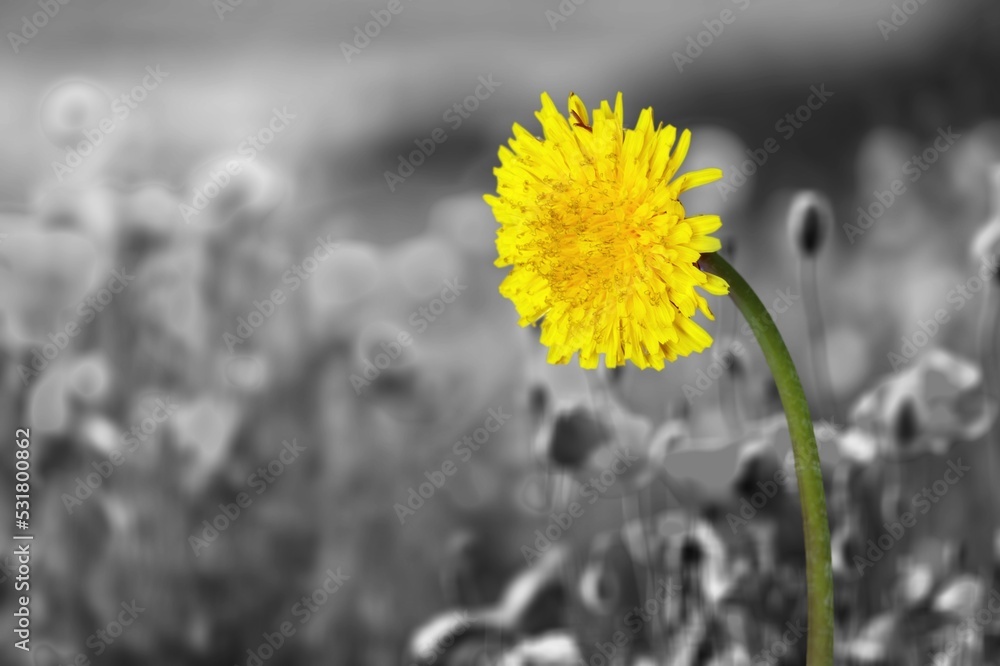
849 347 996 458
485 92 728 369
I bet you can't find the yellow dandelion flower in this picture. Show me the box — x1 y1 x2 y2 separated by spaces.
484 92 729 370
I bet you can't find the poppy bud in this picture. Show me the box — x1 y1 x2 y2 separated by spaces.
714 337 745 380
720 235 738 261
680 536 704 568
892 398 920 451
787 190 833 258
526 382 549 423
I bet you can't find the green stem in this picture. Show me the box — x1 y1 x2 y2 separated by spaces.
700 252 833 666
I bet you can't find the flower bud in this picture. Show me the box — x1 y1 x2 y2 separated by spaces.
892 398 920 451
787 190 833 258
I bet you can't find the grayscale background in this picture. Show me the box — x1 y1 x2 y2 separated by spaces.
1 0 999 664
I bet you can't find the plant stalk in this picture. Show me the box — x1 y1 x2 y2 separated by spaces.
701 252 833 666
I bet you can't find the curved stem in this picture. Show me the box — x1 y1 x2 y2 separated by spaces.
700 252 833 666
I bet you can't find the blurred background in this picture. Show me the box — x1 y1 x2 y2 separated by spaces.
2 0 1000 664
